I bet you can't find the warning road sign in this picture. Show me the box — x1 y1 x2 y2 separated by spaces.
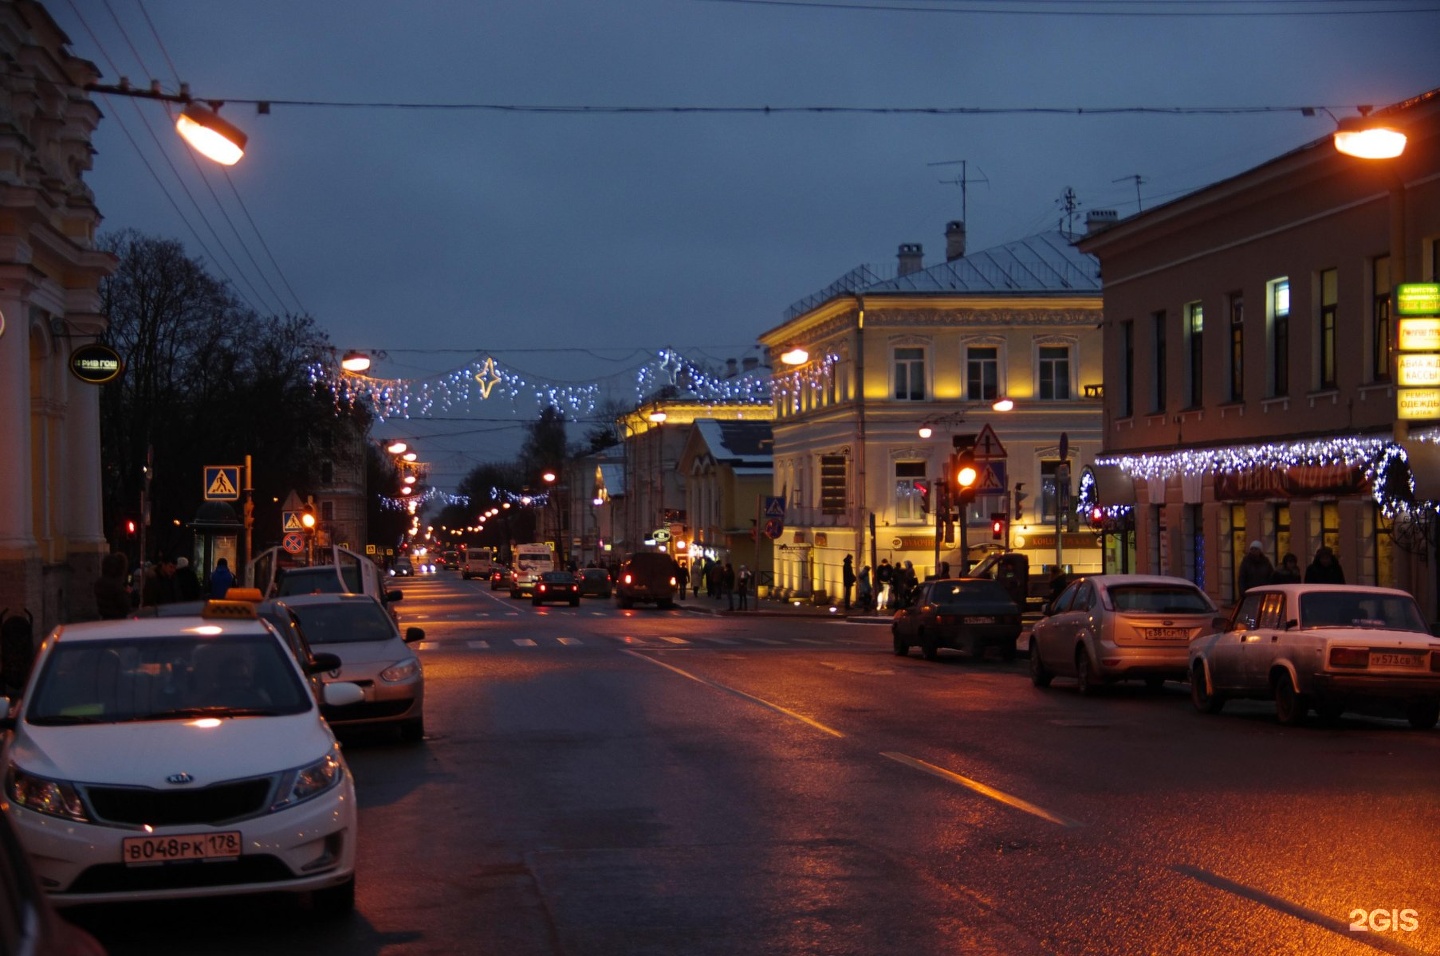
976 460 1007 494
203 466 242 501
972 424 1007 460
763 496 786 519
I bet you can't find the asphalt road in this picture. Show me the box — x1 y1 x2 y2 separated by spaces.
70 572 1440 956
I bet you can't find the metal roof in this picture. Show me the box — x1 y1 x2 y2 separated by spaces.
694 420 773 465
784 230 1101 320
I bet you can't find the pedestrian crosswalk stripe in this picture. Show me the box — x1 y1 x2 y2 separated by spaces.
752 638 782 645
514 638 537 647
703 637 737 645
657 636 689 644
557 637 582 646
467 640 489 650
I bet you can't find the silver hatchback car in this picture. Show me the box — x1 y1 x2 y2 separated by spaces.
1029 574 1217 694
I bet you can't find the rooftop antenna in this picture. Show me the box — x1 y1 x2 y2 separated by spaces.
1113 174 1147 212
1057 186 1080 239
928 158 989 225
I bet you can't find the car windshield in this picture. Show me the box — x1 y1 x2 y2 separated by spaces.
1298 591 1428 631
285 600 397 644
1108 585 1212 614
932 580 1012 605
27 634 310 725
277 566 362 596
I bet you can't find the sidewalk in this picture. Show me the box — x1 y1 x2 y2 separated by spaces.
674 591 891 622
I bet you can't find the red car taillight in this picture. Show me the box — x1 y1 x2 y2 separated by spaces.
624 574 634 585
1329 647 1369 668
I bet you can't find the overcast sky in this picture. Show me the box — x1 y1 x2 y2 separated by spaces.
49 0 1439 490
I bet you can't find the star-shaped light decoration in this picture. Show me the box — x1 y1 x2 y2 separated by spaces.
475 357 502 399
660 349 684 386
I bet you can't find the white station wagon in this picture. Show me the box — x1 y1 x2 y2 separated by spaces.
1188 583 1440 728
0 600 365 913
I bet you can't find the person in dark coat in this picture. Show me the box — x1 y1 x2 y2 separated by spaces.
174 556 201 600
875 559 894 610
1237 540 1274 595
1270 553 1302 584
841 555 856 612
721 561 736 610
209 557 236 598
1305 546 1346 584
93 552 132 619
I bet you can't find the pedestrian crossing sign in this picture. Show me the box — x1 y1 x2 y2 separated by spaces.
203 466 242 501
283 511 305 532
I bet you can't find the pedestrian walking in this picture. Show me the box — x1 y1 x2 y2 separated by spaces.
722 562 736 610
1305 545 1345 584
841 555 856 612
857 565 873 613
1270 553 1302 584
737 565 753 610
691 561 702 598
876 559 893 610
1237 540 1274 595
174 556 200 601
93 552 131 619
676 562 689 600
209 557 236 598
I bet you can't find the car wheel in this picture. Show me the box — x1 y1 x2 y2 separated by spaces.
1405 700 1440 730
1075 648 1100 696
1273 671 1309 726
1314 699 1344 723
920 631 939 662
311 875 356 917
1190 661 1224 714
892 626 908 657
1029 644 1053 688
999 639 1018 662
399 715 425 743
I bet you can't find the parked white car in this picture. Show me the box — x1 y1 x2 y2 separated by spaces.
1188 583 1440 728
0 601 364 912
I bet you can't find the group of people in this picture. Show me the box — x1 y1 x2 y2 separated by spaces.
839 555 926 614
93 553 237 618
674 557 754 610
1237 541 1346 595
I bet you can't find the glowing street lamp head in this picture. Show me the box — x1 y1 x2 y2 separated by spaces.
175 103 247 165
648 411 667 424
542 471 557 484
340 351 372 373
991 397 1015 412
1333 115 1407 160
918 425 934 439
780 347 809 366
386 440 408 455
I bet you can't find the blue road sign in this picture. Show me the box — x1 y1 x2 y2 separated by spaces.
203 466 241 501
764 496 786 518
977 460 1007 494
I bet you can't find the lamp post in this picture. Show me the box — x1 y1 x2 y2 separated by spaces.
648 410 667 537
85 80 249 165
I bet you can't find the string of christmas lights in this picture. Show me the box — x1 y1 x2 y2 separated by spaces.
378 488 471 511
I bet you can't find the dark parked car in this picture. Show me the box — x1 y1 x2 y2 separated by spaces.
616 552 680 609
578 567 612 598
533 570 580 607
892 578 1023 661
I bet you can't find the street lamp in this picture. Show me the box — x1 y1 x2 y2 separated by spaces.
918 398 1013 438
342 351 373 373
1333 109 1407 160
86 81 250 165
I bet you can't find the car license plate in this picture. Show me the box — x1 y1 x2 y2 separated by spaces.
1144 627 1187 641
1371 652 1425 669
122 831 242 864
963 616 995 624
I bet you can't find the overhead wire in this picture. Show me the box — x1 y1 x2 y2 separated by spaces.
699 0 1440 14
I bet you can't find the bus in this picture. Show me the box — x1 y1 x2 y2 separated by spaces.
461 546 498 581
509 543 556 597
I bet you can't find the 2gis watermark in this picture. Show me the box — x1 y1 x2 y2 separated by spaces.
1348 908 1420 933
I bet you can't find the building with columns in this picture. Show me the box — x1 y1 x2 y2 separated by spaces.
0 3 115 633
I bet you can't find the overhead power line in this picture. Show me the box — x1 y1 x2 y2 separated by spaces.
700 0 1440 14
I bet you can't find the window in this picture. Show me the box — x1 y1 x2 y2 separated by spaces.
1373 256 1391 383
966 346 999 401
1119 324 1132 418
1228 293 1244 402
1039 345 1072 401
1040 460 1064 524
893 347 926 401
1320 268 1338 390
1152 311 1167 414
819 455 847 516
1187 302 1204 407
321 500 334 523
1270 279 1289 397
894 461 928 522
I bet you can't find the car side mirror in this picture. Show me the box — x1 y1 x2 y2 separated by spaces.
307 652 342 674
322 682 365 707
1284 619 1298 630
1211 616 1230 631
405 626 425 644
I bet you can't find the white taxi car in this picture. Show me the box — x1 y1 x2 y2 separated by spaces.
1188 583 1440 728
0 600 364 913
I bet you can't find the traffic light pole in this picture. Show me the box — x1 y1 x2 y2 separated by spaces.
933 474 942 575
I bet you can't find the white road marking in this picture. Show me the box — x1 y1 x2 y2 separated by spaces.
656 636 690 644
513 638 538 647
467 640 490 650
626 651 845 738
557 637 583 646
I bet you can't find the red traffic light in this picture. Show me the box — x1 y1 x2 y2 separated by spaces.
1089 506 1105 529
915 478 931 514
124 518 137 537
991 516 1006 540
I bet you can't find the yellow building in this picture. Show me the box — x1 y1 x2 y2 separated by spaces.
758 224 1107 602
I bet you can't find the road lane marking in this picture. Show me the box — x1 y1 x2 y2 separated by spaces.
1172 866 1428 955
626 651 845 738
467 640 490 650
881 752 1083 828
701 637 737 645
657 636 690 644
557 637 583 646
751 638 783 645
513 638 538 647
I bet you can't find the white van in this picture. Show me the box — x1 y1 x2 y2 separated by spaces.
461 546 498 581
509 543 556 598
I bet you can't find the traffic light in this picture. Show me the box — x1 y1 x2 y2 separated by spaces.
1089 505 1105 529
123 518 137 538
915 478 931 514
991 514 1007 541
1013 483 1027 522
951 451 978 506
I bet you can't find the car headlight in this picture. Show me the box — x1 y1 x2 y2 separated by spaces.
380 658 420 682
272 750 345 812
7 764 90 822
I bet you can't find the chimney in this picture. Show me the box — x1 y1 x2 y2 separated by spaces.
726 358 738 377
742 356 759 372
896 243 924 276
945 220 966 261
1085 209 1118 234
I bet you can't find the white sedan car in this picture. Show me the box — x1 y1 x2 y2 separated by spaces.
1188 583 1440 728
0 600 364 913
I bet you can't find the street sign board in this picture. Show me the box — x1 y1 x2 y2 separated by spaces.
653 528 671 542
203 466 242 501
972 423 1007 460
763 517 784 540
976 460 1007 494
1399 318 1440 352
1398 282 1440 316
282 532 305 555
282 511 304 532
764 496 786 518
